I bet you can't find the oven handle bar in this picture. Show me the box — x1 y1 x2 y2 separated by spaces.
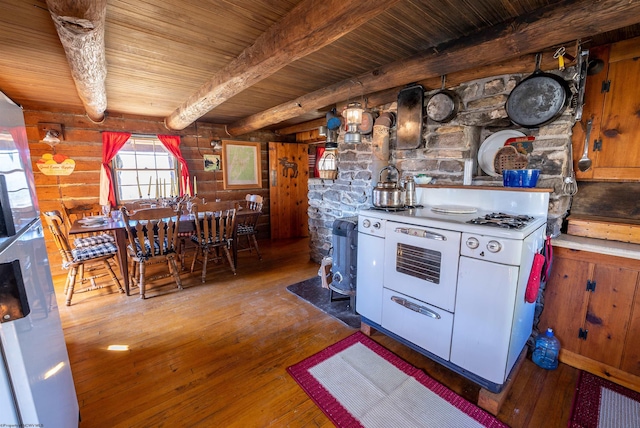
391 296 441 319
394 227 446 241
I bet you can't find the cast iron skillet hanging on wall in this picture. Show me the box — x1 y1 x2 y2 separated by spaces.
506 53 572 128
426 75 460 123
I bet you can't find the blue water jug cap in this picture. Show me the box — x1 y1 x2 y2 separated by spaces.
546 328 554 337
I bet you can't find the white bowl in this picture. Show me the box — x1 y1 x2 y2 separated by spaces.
414 175 432 184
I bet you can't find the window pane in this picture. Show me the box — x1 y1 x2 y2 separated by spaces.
117 152 137 169
111 137 178 203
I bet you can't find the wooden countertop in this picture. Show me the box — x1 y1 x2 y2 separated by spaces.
552 234 640 260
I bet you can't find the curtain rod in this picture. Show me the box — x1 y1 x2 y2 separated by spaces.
100 132 182 138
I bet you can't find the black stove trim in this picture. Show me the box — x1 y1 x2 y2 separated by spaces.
466 212 535 230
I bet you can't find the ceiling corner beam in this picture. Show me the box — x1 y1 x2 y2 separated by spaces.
45 0 107 123
277 118 327 135
226 0 640 136
163 0 400 131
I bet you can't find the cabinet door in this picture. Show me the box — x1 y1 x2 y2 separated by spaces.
573 36 640 181
595 55 640 177
622 284 640 377
538 253 590 354
581 264 637 367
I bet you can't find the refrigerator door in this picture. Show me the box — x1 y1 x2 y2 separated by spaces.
0 91 38 249
0 220 78 426
0 359 20 424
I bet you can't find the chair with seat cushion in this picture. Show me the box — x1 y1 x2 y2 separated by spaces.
189 202 237 283
61 202 115 248
235 194 263 260
120 205 183 299
43 211 123 306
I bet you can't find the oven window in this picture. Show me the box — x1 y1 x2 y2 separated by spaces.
396 243 441 283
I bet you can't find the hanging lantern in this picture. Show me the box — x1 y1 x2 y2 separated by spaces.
325 128 338 149
343 102 363 143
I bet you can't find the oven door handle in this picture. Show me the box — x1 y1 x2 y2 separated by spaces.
394 227 446 241
391 296 441 319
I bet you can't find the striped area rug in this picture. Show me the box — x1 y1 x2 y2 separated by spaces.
287 332 507 428
569 371 640 428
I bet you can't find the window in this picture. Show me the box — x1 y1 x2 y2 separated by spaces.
112 136 178 202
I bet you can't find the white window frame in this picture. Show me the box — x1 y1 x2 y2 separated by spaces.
111 136 179 203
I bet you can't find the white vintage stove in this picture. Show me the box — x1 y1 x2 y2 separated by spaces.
356 186 549 393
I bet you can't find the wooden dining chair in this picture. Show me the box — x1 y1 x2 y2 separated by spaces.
189 202 237 283
61 201 116 248
235 194 263 260
43 211 123 306
120 206 183 299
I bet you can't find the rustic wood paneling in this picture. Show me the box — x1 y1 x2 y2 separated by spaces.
3 0 640 133
569 182 640 221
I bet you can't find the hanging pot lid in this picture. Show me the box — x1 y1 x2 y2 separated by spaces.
426 75 459 123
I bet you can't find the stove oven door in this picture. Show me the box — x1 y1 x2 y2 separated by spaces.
383 221 462 312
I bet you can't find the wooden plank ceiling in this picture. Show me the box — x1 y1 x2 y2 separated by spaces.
1 0 640 135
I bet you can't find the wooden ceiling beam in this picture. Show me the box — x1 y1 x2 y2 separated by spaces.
163 0 400 131
277 118 327 135
45 0 107 123
227 0 640 136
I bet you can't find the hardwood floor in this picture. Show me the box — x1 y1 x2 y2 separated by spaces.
53 237 578 427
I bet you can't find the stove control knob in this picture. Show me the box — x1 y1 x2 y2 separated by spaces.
373 222 381 230
465 237 480 249
362 219 371 228
487 240 502 253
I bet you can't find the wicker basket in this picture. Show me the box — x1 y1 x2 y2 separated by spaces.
318 152 338 179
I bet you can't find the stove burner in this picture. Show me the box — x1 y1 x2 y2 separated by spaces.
467 212 534 229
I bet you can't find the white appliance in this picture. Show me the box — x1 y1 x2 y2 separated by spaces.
356 186 548 393
0 91 79 425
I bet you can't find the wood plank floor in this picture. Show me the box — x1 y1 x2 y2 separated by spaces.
52 237 578 427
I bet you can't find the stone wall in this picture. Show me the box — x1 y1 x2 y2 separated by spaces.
308 70 577 264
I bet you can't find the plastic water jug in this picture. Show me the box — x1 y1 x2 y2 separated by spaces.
532 328 560 370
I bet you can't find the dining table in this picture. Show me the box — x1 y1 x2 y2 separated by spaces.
68 207 260 295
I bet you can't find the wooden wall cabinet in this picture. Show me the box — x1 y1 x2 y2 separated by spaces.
573 36 640 181
539 246 640 392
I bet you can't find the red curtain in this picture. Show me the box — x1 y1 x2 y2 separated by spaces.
315 146 325 178
157 135 190 196
101 131 131 206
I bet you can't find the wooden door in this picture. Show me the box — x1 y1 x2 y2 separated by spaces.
581 264 637 367
596 51 640 174
268 142 309 239
622 286 640 376
573 37 640 181
539 250 591 355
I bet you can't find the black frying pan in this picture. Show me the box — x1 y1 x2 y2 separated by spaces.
506 54 572 128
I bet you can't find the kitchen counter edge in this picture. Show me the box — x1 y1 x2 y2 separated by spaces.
551 234 640 260
415 184 553 193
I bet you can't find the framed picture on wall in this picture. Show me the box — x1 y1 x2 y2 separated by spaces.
222 141 262 189
203 154 221 171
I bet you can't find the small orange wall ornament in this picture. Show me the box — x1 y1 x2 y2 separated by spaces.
36 153 76 176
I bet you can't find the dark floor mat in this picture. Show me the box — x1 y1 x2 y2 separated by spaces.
286 277 360 329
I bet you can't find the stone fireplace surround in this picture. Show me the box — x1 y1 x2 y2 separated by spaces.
308 70 576 264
